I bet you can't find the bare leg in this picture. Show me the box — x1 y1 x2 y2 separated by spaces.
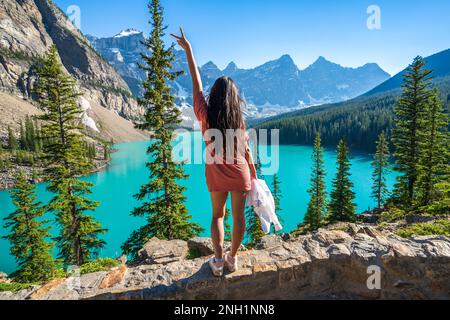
230 191 247 257
210 192 228 260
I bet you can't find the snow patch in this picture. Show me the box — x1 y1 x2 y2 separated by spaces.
110 48 124 63
79 97 99 132
114 29 142 38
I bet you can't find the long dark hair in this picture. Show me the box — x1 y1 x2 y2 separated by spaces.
207 76 245 135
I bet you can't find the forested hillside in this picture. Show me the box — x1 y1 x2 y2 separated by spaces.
255 75 450 152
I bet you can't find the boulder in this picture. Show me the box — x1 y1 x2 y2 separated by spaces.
137 238 189 265
255 235 285 250
187 237 246 257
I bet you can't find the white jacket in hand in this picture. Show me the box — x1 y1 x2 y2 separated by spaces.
247 179 283 234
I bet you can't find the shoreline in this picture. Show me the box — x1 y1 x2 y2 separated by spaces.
0 154 114 192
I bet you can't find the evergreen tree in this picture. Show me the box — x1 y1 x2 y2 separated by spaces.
35 46 106 266
8 126 18 151
224 208 232 241
19 121 26 150
2 172 57 283
245 204 265 245
25 115 36 152
393 56 433 207
103 143 109 160
329 139 356 223
272 174 282 214
245 151 264 244
371 132 391 209
304 133 327 230
122 0 202 258
34 119 43 153
416 90 449 207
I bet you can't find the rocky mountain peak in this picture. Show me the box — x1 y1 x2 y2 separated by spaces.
307 56 340 70
114 29 143 38
201 61 220 71
223 61 239 75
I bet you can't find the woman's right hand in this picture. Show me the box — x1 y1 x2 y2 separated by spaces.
170 28 191 52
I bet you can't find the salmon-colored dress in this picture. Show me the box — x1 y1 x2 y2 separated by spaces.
194 91 252 193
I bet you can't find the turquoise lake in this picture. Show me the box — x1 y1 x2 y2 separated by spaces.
0 132 398 274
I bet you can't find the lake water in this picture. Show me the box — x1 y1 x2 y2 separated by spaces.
0 132 397 274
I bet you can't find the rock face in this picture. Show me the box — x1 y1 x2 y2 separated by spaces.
2 224 449 301
0 0 143 134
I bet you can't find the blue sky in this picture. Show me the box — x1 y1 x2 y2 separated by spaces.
54 0 450 75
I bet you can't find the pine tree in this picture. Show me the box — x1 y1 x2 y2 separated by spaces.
103 143 109 160
245 204 265 245
35 46 106 266
416 90 449 207
224 208 232 241
8 126 18 151
304 133 327 230
272 174 282 214
25 115 36 152
329 139 356 223
122 0 202 258
19 121 26 150
34 119 43 153
371 132 391 209
245 151 265 245
393 56 433 207
2 172 57 283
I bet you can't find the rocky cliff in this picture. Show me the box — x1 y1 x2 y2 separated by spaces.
0 0 145 141
2 223 449 300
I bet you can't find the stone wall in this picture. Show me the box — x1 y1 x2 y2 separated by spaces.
1 224 449 300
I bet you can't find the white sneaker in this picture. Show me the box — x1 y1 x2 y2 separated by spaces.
225 253 238 273
209 257 224 277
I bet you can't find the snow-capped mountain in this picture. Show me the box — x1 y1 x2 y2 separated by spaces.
87 30 390 119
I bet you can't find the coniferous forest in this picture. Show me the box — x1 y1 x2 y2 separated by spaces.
255 76 450 152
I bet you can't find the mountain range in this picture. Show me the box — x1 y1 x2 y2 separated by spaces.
87 29 390 118
255 48 450 151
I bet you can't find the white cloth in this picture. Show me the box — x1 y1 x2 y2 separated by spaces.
247 179 283 234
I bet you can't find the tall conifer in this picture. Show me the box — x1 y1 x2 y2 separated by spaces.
393 56 432 207
35 46 105 266
3 172 57 283
8 126 18 151
416 90 449 207
371 132 391 209
245 149 266 244
304 133 327 230
122 0 202 258
329 139 356 222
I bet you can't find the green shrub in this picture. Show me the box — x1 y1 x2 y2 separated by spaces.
291 224 311 237
397 220 450 238
0 282 34 293
379 207 406 224
79 258 120 275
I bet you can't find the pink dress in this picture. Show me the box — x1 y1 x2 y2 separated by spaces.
194 91 252 193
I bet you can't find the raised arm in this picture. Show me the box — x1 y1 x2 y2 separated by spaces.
171 28 203 96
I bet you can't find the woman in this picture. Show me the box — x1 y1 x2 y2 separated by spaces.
171 28 257 277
